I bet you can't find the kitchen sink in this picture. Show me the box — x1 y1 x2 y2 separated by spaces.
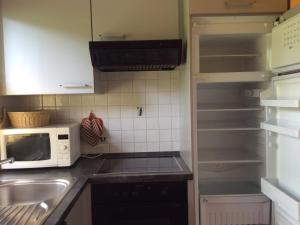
0 178 76 225
0 179 71 206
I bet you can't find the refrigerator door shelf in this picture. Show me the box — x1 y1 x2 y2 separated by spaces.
261 99 300 108
261 120 300 138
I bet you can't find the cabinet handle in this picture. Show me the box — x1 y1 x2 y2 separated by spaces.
99 34 127 41
224 0 256 7
59 84 91 89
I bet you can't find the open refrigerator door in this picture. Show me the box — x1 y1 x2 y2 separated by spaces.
260 8 300 224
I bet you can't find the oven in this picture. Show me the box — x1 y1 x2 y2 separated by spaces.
91 181 188 225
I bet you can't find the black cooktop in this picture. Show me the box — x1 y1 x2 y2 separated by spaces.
98 156 183 174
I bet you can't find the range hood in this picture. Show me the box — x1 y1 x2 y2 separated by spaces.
89 39 182 72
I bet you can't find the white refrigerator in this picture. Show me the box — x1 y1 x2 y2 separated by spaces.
192 5 300 225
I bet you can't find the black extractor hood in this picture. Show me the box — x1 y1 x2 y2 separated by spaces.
89 39 182 72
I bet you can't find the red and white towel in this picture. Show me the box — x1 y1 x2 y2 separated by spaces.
80 112 104 146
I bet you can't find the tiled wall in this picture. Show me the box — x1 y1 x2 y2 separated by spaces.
0 70 182 154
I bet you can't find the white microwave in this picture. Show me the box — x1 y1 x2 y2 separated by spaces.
0 123 80 169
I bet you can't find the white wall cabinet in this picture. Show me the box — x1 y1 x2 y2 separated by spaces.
190 0 287 15
0 0 94 95
64 184 92 225
91 0 179 41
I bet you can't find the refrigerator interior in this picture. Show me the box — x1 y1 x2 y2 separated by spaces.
196 82 271 225
193 23 274 225
197 82 267 194
261 73 300 225
199 34 268 74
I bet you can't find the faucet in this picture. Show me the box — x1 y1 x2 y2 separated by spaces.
0 157 15 166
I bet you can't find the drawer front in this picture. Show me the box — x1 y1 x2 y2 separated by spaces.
200 195 271 225
191 0 287 15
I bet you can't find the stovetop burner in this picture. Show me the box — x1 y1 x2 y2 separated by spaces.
98 156 183 174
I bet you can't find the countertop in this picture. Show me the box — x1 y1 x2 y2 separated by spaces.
0 151 193 225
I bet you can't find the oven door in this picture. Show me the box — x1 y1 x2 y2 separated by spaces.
93 203 188 225
0 128 58 169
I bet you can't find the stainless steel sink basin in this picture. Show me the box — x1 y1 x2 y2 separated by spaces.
0 179 70 206
0 178 76 225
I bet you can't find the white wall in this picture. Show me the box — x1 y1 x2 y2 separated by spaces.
0 70 182 154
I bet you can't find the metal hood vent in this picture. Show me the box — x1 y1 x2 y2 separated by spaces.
89 39 182 72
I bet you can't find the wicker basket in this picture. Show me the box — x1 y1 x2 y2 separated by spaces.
8 111 50 128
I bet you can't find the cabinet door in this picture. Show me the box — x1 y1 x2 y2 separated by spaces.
91 0 179 41
1 0 94 95
65 184 92 225
190 0 287 15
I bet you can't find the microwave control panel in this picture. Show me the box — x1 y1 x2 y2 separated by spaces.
56 125 80 167
57 132 71 165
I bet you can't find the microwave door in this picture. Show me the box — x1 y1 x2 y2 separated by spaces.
1 132 58 169
7 134 50 161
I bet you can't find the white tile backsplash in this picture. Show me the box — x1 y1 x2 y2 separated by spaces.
108 81 121 93
147 142 160 152
159 129 172 142
108 93 121 106
133 80 146 92
121 106 135 118
146 80 158 93
157 71 171 80
69 95 82 106
0 70 181 154
94 94 108 106
158 92 171 105
146 93 159 105
133 118 147 130
122 143 135 152
108 119 122 131
147 130 159 142
43 95 56 107
108 131 122 144
110 143 123 153
159 142 172 151
55 95 69 107
158 105 172 117
159 117 172 129
146 118 159 130
134 130 147 143
121 93 134 106
108 106 121 118
134 143 148 152
120 80 133 92
81 95 95 106
145 105 159 117
122 131 134 143
158 79 171 92
121 119 134 130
